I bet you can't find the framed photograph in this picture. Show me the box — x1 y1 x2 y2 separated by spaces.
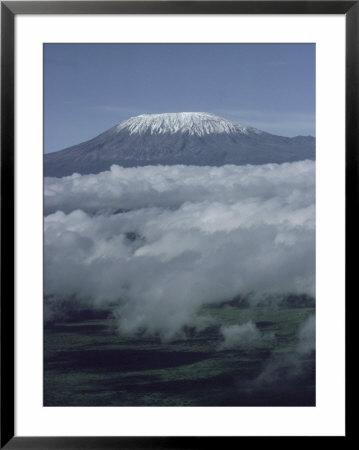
1 1 355 447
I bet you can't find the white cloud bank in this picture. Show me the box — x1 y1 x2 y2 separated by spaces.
44 161 315 340
44 161 315 215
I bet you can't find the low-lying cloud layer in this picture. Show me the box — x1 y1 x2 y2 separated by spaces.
44 161 315 215
44 161 315 340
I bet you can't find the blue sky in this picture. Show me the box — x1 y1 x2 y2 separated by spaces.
44 43 315 153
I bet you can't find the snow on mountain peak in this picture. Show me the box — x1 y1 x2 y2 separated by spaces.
115 112 257 137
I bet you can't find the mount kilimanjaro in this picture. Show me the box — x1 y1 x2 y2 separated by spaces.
44 112 315 177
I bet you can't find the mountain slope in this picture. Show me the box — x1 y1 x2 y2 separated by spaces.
44 112 315 177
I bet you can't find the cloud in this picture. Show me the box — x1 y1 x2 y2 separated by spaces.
218 322 261 349
86 105 145 115
44 160 315 215
44 161 315 340
252 312 315 389
215 109 315 137
297 314 315 354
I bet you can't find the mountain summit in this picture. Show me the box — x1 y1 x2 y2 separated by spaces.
44 112 315 177
115 112 262 137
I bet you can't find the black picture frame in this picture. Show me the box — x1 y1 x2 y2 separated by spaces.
1 1 356 447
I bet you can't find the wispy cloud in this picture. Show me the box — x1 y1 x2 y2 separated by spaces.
76 105 315 137
215 109 315 137
86 105 143 115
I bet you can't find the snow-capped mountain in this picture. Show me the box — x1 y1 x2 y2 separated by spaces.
44 112 315 177
115 112 262 136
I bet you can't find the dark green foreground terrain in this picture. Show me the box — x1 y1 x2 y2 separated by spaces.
44 301 315 406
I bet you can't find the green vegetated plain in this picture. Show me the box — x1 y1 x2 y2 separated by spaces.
44 299 315 407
